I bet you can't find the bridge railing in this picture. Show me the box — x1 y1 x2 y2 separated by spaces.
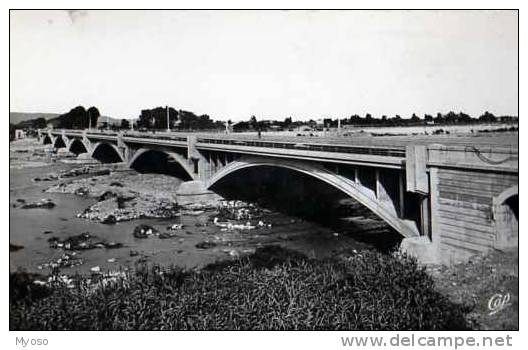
54 129 407 157
123 133 188 143
196 137 407 157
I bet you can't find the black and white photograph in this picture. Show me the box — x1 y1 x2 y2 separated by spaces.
7 6 521 346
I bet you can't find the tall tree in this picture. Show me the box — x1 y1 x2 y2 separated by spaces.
411 113 421 122
120 119 130 129
283 117 293 128
479 111 497 123
87 107 100 128
249 115 258 130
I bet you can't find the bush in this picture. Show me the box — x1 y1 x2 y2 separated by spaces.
10 248 468 330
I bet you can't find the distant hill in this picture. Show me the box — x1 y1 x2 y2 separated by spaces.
9 112 60 125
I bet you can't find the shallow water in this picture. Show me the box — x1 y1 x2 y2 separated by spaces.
9 140 397 275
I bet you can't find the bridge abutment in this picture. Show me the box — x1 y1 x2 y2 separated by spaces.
426 145 518 264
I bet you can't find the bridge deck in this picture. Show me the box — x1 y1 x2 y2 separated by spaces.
50 129 518 171
51 129 518 148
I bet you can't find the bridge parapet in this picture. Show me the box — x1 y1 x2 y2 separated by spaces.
427 144 518 173
196 136 406 157
195 137 406 169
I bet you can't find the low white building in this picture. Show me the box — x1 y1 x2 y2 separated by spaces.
14 129 26 139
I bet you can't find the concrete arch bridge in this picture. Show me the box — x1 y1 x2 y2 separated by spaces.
39 128 518 264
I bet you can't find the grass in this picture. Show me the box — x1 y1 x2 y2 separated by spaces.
10 246 469 330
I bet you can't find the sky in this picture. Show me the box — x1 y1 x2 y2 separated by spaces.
10 10 518 121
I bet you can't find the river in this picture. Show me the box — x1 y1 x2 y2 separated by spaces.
9 138 400 276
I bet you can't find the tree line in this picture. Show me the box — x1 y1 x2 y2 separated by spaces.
233 111 516 132
135 107 225 130
10 105 518 139
51 106 101 129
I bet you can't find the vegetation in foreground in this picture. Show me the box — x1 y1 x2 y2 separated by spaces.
10 247 469 330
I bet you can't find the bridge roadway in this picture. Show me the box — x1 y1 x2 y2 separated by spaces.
40 129 519 265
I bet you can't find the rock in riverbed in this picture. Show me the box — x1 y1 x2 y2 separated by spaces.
21 199 55 209
158 232 179 239
39 251 83 270
33 173 59 182
195 241 217 249
133 224 158 239
60 166 110 178
167 223 184 230
10 243 24 252
98 191 117 202
101 214 117 225
47 233 123 251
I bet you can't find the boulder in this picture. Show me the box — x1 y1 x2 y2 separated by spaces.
195 241 217 249
133 224 158 239
21 199 55 209
158 232 178 239
105 241 123 249
98 191 117 202
102 215 117 225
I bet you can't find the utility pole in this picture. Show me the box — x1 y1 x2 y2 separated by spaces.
166 105 170 132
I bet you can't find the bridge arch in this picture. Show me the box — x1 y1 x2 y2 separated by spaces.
207 157 419 238
53 135 67 148
128 148 195 180
90 142 124 163
494 185 518 208
67 138 90 155
493 185 518 249
42 134 53 145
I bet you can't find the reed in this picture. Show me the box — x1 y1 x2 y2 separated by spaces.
10 247 468 330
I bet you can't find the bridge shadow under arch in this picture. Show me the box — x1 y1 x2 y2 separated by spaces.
68 139 89 155
128 148 194 181
207 158 416 250
42 135 52 145
54 136 67 149
91 142 124 163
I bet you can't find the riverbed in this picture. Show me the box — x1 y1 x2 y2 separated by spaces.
10 138 397 276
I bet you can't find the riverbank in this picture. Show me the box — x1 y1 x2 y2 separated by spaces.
427 249 518 330
10 246 468 330
10 245 517 330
